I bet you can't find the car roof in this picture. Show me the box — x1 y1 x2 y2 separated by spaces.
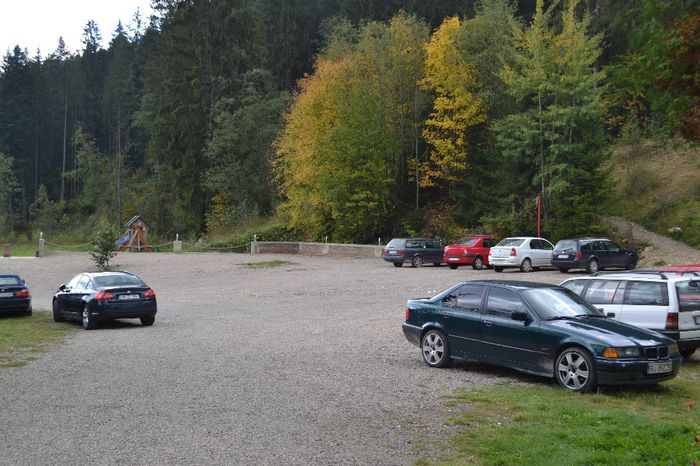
458 280 558 290
0 274 21 279
556 237 609 242
561 271 696 283
85 271 136 278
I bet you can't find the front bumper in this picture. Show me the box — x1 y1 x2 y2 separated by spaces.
595 356 681 386
402 323 422 347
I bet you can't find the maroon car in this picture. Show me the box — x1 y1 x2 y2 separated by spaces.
443 235 499 270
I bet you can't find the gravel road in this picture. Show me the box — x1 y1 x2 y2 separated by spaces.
0 253 572 465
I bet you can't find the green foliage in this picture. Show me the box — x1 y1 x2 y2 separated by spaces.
28 185 61 235
89 223 119 271
240 260 294 269
0 153 20 236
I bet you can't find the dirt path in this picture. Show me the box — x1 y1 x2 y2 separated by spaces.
606 216 700 267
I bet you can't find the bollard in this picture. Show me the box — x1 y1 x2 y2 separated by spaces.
2 243 10 257
173 233 182 253
38 231 45 257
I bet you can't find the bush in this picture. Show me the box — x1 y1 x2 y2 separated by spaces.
89 224 119 271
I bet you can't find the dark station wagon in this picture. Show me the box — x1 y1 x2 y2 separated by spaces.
402 280 681 392
552 238 637 274
382 237 445 268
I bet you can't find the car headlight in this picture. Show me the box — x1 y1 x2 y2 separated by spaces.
602 347 640 358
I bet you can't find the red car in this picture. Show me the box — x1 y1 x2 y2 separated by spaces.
443 235 499 270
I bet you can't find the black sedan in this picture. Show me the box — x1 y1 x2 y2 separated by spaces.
53 271 157 330
402 280 681 392
0 274 31 316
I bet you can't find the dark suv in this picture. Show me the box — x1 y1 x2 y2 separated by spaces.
552 238 637 274
383 238 444 268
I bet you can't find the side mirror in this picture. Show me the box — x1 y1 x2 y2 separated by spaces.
511 310 530 322
59 284 66 291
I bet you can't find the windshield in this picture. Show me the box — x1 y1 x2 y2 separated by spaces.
93 274 145 288
522 287 603 320
457 238 478 246
554 240 577 252
386 239 405 248
496 238 524 247
0 276 21 286
677 281 700 311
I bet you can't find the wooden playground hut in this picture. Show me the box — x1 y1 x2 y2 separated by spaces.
118 215 152 252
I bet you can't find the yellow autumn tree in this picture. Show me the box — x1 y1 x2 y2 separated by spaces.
420 16 485 188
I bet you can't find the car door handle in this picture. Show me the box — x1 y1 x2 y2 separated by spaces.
484 320 493 327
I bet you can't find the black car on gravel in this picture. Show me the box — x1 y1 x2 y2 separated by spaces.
552 238 637 274
382 237 445 268
52 271 157 330
0 274 31 316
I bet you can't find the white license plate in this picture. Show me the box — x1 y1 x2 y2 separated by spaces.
448 257 459 261
557 254 568 259
0 292 14 298
118 294 140 300
647 361 672 374
388 251 398 255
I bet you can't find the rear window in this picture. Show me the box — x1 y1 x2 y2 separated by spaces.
554 240 577 252
625 281 669 306
497 238 525 247
676 281 700 311
386 239 405 248
0 276 21 285
93 274 145 288
457 238 478 246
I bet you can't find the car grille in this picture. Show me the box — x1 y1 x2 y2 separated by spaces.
644 347 669 359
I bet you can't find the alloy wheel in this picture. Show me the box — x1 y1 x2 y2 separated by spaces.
556 349 594 392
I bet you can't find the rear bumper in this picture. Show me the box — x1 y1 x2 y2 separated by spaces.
489 257 519 267
551 259 585 269
383 256 406 264
89 300 157 321
444 255 475 265
0 298 31 312
402 323 422 347
657 331 700 350
595 356 681 386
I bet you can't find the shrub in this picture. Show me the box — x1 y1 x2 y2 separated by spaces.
89 224 119 271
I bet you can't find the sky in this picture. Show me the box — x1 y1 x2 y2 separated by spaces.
0 0 155 58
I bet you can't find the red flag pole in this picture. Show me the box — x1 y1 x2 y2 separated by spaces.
537 195 542 237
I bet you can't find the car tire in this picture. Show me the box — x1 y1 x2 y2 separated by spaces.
24 307 32 317
494 266 504 273
587 259 599 274
393 262 403 268
421 329 451 368
680 348 696 359
81 305 97 330
555 347 597 393
558 268 569 273
449 264 458 270
472 256 484 270
411 255 423 268
52 299 65 322
433 262 441 267
140 315 155 326
625 256 637 270
520 258 533 273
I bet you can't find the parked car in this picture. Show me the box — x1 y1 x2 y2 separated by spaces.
0 274 31 316
560 271 700 358
52 271 157 330
402 280 681 392
382 237 445 268
443 235 499 270
552 238 637 274
488 237 554 272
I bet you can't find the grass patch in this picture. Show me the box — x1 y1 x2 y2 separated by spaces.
241 260 294 269
0 311 75 367
437 361 700 465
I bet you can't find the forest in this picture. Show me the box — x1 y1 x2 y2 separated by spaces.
0 0 698 245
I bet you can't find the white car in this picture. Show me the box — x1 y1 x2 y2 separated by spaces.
488 237 554 272
560 271 700 359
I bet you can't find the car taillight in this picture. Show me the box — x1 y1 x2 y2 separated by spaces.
405 307 410 321
665 312 678 330
575 250 582 260
15 289 29 298
398 250 406 255
144 289 156 299
94 291 115 301
510 247 517 257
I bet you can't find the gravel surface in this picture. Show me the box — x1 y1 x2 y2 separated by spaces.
0 253 574 465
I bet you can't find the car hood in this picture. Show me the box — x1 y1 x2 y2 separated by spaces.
543 317 673 347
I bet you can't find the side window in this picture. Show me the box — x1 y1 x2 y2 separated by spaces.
529 240 540 250
456 285 486 312
584 280 622 304
561 279 588 296
581 241 592 252
592 240 606 251
541 240 553 250
486 287 526 318
442 291 458 307
67 275 82 289
428 240 442 249
406 240 418 249
85 279 95 291
77 276 90 289
606 241 621 253
626 281 669 306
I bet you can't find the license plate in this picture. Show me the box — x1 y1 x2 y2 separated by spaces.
388 250 398 255
0 292 13 298
647 361 672 374
118 294 140 300
448 257 459 261
557 254 568 259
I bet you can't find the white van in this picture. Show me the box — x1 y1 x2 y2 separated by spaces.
560 271 700 358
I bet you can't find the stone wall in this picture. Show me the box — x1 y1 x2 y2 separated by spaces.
251 241 383 259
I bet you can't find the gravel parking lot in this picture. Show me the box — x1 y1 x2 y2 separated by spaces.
0 253 573 465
